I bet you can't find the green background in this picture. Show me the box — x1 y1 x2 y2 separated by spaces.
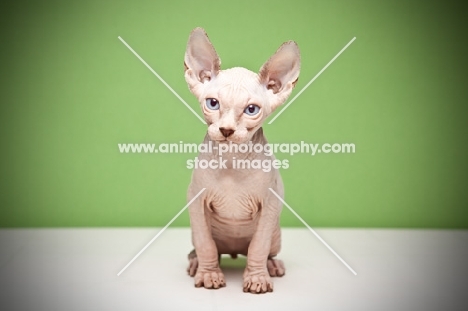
0 0 466 228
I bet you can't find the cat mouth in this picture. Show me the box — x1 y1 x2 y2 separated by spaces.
216 138 251 145
215 138 236 144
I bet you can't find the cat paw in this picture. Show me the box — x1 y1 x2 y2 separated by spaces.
194 269 226 289
243 271 273 293
267 257 285 277
187 249 198 277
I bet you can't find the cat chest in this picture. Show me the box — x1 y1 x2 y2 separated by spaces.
207 193 261 222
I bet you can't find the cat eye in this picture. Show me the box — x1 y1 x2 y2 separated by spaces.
244 104 260 116
206 98 220 110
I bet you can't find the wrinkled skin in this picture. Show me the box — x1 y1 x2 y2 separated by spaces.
184 28 300 294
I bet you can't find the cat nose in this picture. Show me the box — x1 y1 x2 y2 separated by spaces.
219 127 235 138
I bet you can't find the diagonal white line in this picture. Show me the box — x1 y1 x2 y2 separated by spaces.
118 36 206 125
268 37 356 124
117 188 206 276
269 188 357 275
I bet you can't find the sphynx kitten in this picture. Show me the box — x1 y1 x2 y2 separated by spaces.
184 28 300 293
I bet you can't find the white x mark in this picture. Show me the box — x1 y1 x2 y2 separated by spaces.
116 35 357 277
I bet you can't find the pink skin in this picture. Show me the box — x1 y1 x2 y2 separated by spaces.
184 28 300 293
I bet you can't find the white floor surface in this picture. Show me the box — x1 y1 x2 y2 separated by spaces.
0 228 467 310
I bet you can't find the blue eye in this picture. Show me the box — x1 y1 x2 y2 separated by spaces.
206 98 220 110
244 104 260 116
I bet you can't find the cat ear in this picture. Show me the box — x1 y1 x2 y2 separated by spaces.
184 28 221 94
259 41 300 110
